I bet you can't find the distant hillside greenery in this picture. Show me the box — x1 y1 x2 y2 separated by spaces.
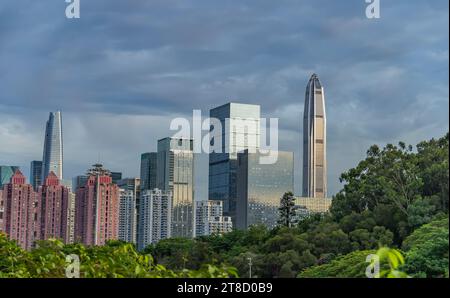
0 133 448 278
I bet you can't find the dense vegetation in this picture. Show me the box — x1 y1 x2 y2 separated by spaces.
0 133 448 278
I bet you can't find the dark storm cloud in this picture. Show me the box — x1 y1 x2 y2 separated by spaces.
0 0 448 197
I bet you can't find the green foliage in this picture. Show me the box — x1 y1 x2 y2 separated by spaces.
401 216 449 277
0 234 237 278
299 250 375 278
375 247 408 278
278 191 296 227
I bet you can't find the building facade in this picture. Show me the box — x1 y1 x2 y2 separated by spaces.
140 152 157 191
236 150 294 230
74 164 120 246
293 197 332 223
37 172 70 242
1 170 40 250
0 165 20 188
73 175 88 191
118 189 136 243
0 189 4 232
41 111 63 181
137 189 172 250
303 74 327 198
30 161 43 190
157 137 194 238
209 103 261 224
195 200 232 237
65 191 76 244
111 172 122 184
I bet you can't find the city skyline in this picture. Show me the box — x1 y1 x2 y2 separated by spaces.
0 1 448 199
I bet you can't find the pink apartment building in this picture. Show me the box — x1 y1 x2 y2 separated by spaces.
1 170 40 250
75 164 120 246
37 171 70 243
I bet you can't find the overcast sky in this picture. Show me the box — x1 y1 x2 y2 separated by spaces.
0 0 448 199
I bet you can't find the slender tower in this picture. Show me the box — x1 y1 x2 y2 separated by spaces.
41 111 63 181
302 74 327 198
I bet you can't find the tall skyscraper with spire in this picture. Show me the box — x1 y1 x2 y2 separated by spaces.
41 111 63 181
303 74 327 198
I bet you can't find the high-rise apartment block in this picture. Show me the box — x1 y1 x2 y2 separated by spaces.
137 189 172 251
157 137 194 238
37 172 70 242
1 170 40 250
195 200 232 237
74 164 120 246
118 189 136 243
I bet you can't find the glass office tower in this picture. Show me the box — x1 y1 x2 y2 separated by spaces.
157 137 194 238
41 111 63 181
30 160 42 190
140 152 157 191
0 165 20 188
236 150 294 230
208 103 260 223
303 74 327 198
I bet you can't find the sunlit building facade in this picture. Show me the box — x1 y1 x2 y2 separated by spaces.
236 150 294 230
157 137 194 238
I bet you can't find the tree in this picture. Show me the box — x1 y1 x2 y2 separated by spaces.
402 216 449 278
278 191 296 227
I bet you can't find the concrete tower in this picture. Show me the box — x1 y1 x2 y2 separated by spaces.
303 74 327 198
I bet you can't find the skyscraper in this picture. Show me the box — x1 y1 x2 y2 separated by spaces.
74 164 120 246
30 161 43 190
303 74 327 198
117 178 140 242
41 111 63 182
157 137 194 238
236 150 294 230
137 188 172 250
208 103 261 223
140 152 157 191
0 165 20 188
